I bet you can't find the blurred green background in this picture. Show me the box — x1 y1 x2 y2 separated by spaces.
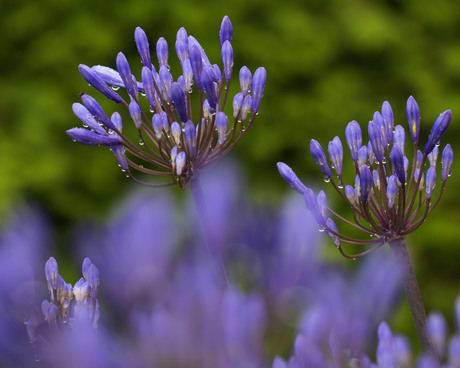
1 0 460 348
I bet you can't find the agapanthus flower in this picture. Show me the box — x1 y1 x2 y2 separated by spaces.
278 96 453 354
67 16 266 189
26 257 100 363
278 96 452 259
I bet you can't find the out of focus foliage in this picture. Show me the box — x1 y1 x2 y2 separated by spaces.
1 0 460 342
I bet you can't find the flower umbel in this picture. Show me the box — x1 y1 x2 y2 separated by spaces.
278 96 453 354
278 96 453 259
68 16 266 189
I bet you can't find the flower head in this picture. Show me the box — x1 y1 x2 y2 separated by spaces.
68 16 266 189
279 96 453 259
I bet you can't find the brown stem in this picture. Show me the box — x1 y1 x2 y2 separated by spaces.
389 237 437 358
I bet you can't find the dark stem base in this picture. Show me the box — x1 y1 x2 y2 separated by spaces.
389 237 435 357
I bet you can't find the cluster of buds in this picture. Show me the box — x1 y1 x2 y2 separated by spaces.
278 96 453 258
25 257 100 359
67 16 266 189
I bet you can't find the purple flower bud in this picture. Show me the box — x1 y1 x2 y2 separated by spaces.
377 322 394 368
176 27 189 48
81 94 116 130
156 37 168 68
201 67 217 110
184 120 196 157
82 258 92 281
390 145 406 184
407 95 420 144
116 52 136 97
345 185 358 206
415 150 423 170
373 169 380 189
355 174 361 198
382 101 394 145
427 312 447 358
394 125 405 154
43 300 58 323
241 95 252 121
393 336 411 368
426 167 436 199
252 67 266 113
182 59 193 92
222 40 233 81
73 278 90 303
387 175 397 208
45 257 58 289
428 146 438 168
328 136 343 177
78 64 122 103
233 92 243 119
345 120 362 162
220 15 233 46
303 188 325 228
175 39 188 64
360 166 373 203
91 65 127 89
441 144 453 182
368 120 384 163
72 103 106 134
171 82 188 122
159 65 173 101
424 109 452 154
239 66 252 96
277 162 307 194
170 146 178 170
134 27 151 69
141 67 157 109
373 111 388 148
176 151 186 175
414 169 425 191
152 114 163 139
113 146 128 172
326 218 340 248
189 45 203 89
367 141 375 166
111 112 123 132
272 357 288 368
171 122 181 145
88 263 100 299
310 139 332 178
317 190 327 221
129 100 143 129
216 112 228 145
357 145 368 169
202 99 210 119
177 75 185 90
212 64 221 82
67 128 120 146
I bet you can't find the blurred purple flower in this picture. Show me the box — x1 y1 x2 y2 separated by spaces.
0 206 50 366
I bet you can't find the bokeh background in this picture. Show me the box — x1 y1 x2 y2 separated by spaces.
1 0 460 351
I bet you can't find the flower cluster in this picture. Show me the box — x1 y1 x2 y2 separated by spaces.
25 257 100 362
67 15 266 189
278 96 453 258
